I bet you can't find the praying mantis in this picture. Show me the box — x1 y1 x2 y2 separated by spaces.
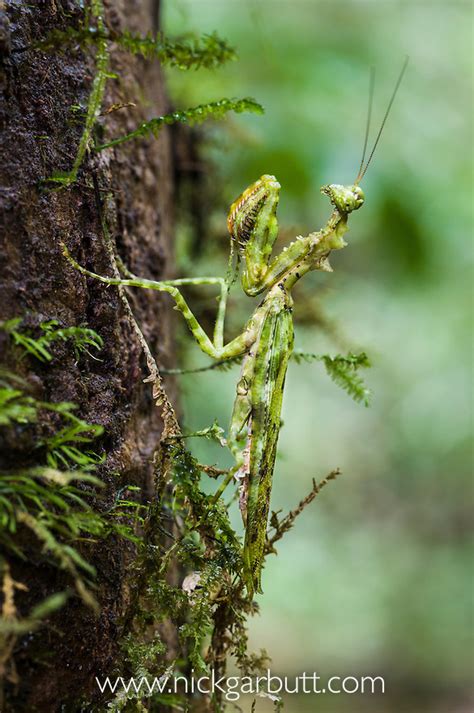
63 60 407 596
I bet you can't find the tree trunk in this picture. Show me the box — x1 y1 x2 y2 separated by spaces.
1 1 177 710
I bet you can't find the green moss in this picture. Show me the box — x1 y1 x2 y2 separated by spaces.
95 97 264 151
37 0 261 186
45 0 109 187
37 27 236 70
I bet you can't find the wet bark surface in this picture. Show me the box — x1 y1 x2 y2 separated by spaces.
0 1 176 709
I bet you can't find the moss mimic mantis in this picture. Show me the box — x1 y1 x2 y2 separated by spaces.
64 60 407 596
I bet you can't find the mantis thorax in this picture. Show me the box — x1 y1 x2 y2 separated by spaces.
227 175 364 298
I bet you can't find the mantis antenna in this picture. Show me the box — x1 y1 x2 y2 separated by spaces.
356 56 409 184
355 65 376 184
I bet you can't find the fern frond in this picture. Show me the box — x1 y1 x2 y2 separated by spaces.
292 350 372 405
1 317 103 362
180 420 227 447
95 97 264 151
1 318 54 362
38 403 104 470
16 509 98 610
0 468 105 609
0 376 104 470
0 558 69 636
0 389 38 426
0 591 69 637
39 320 104 360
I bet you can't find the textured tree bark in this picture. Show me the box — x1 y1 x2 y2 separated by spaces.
0 1 177 710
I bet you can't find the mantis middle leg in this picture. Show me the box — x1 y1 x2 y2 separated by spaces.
62 246 255 360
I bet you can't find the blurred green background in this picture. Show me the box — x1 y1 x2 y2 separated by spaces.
163 2 472 711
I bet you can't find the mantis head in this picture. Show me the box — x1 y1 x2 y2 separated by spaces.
321 184 365 215
320 62 408 220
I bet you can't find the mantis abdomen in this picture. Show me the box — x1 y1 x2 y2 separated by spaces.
230 287 294 594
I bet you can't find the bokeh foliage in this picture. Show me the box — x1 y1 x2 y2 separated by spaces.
163 1 472 711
